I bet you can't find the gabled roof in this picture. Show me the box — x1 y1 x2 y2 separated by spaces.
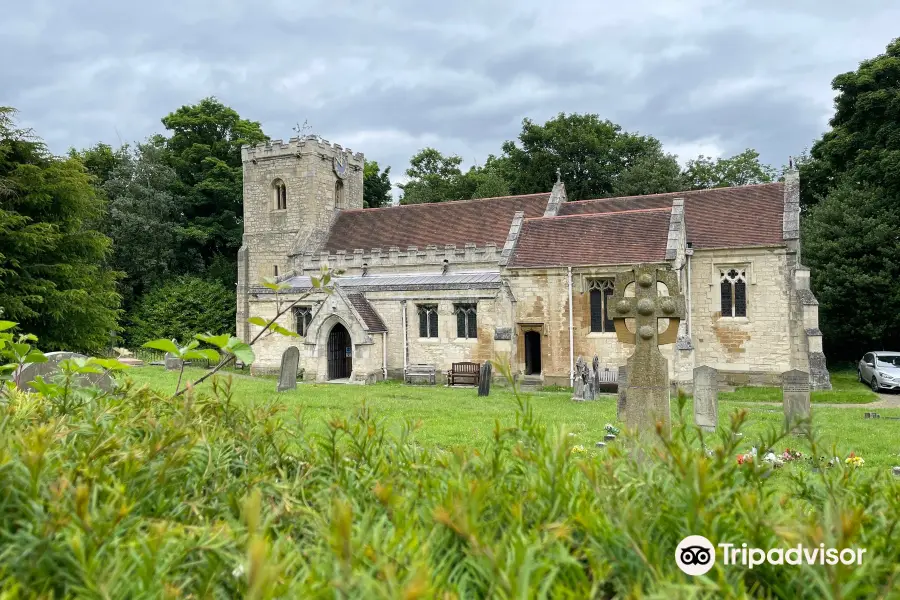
347 293 387 332
320 193 550 253
508 208 673 268
558 182 785 249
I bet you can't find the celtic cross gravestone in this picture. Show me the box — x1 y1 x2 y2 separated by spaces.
607 264 686 436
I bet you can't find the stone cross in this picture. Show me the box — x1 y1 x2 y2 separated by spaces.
607 264 686 436
277 346 300 392
572 356 586 401
782 369 811 433
692 365 718 432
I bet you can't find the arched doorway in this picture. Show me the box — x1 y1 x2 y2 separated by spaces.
327 323 352 380
524 331 542 375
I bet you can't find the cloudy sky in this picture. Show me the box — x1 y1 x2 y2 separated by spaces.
3 0 898 194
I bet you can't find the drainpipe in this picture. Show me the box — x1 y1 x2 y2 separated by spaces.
382 331 388 380
685 243 694 337
568 267 574 387
400 300 408 374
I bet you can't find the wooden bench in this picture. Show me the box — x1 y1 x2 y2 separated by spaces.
405 363 436 385
596 366 619 392
447 362 481 387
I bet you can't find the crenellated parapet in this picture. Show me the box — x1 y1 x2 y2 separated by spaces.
241 136 365 168
296 242 500 273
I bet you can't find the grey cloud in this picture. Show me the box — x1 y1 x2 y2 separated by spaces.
2 0 898 193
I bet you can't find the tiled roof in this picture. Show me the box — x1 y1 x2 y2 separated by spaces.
320 193 550 253
347 293 387 332
558 183 785 249
508 208 673 268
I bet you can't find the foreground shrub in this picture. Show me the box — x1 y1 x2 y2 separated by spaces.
1 375 899 598
125 276 235 346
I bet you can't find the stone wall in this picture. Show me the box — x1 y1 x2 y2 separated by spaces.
687 246 794 380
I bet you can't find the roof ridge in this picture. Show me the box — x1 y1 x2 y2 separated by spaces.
338 192 551 214
566 182 783 205
523 206 672 221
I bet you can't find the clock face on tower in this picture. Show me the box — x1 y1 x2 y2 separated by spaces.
333 152 348 180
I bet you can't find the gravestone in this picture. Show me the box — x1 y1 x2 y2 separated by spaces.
782 369 811 432
591 355 601 395
572 356 586 401
164 352 183 371
692 366 718 432
478 361 492 396
277 346 300 392
607 264 686 436
583 358 596 400
617 366 628 420
14 351 115 392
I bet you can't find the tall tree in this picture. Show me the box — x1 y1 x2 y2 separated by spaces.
683 149 776 190
801 38 900 358
800 37 900 209
497 112 684 201
363 160 393 208
101 139 180 308
160 97 268 282
398 148 467 204
0 107 121 352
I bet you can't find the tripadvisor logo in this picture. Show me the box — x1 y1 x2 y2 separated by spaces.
675 536 868 575
676 535 716 576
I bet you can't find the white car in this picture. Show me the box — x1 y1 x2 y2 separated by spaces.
858 351 900 392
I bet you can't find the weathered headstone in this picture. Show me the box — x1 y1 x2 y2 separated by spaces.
572 356 586 401
617 366 628 420
478 361 492 396
591 355 601 395
583 358 596 400
277 346 300 392
693 366 718 432
782 369 811 432
164 352 183 371
14 351 115 392
607 264 686 437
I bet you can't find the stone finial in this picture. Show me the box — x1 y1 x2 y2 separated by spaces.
556 167 562 183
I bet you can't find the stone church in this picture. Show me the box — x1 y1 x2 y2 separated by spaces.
236 136 831 390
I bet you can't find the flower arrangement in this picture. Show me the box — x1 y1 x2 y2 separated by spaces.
737 453 754 465
845 452 865 468
604 423 620 436
781 448 803 462
570 444 587 455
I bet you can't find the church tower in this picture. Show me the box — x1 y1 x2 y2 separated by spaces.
236 137 364 341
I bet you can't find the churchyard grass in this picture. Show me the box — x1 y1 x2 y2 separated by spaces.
719 367 877 404
126 366 900 472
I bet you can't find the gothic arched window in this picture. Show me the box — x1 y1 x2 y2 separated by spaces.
273 179 287 210
720 268 747 317
334 179 345 209
587 279 615 332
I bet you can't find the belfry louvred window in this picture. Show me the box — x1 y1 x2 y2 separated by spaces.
418 305 438 338
720 268 747 317
454 303 477 339
273 179 287 210
587 279 615 333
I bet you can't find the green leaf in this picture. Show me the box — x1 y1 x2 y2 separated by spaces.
142 339 180 355
227 342 255 365
0 321 18 332
271 323 300 338
183 340 200 352
183 349 220 362
196 333 231 349
22 351 48 364
10 343 31 359
90 358 131 371
248 316 269 328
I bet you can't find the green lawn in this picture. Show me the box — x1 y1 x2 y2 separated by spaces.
124 366 900 474
719 368 878 404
